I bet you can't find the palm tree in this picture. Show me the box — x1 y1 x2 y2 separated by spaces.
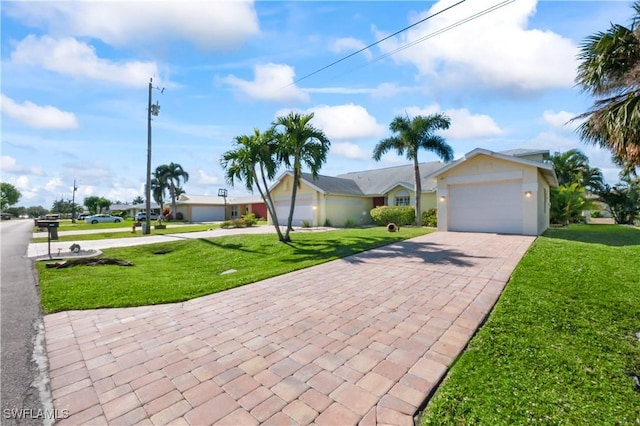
574 1 640 168
549 149 604 191
272 112 330 242
132 196 144 205
150 172 166 216
221 128 285 241
373 114 454 225
155 163 189 220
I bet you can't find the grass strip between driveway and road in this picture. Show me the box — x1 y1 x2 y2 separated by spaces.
32 223 223 242
420 224 640 425
37 226 431 314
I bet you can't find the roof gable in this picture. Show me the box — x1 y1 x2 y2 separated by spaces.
431 148 559 187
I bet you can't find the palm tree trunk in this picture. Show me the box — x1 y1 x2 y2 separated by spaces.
284 160 301 242
413 158 422 226
170 182 177 221
258 164 286 241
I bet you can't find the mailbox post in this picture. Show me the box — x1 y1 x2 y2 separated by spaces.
37 220 59 259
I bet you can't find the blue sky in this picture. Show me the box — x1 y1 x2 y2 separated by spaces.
0 0 634 209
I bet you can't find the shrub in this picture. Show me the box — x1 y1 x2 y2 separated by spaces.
241 213 256 227
301 220 311 228
421 208 437 227
162 207 172 221
344 218 357 228
220 220 233 229
176 212 184 221
324 218 332 227
370 206 415 226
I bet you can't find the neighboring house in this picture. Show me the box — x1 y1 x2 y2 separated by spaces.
109 203 161 217
268 148 559 235
174 194 266 222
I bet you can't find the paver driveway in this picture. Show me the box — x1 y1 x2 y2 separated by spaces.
45 232 534 425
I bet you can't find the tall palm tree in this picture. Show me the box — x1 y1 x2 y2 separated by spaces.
549 149 604 191
155 163 189 220
574 1 640 168
221 128 285 241
373 114 454 226
272 112 330 242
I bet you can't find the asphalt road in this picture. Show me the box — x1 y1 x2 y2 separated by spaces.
1 220 50 426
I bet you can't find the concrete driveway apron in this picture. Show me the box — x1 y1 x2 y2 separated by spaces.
44 231 534 425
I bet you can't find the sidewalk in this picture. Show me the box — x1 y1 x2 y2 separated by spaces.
27 225 330 258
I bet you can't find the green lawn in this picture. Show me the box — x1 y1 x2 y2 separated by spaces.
420 224 640 425
38 226 431 313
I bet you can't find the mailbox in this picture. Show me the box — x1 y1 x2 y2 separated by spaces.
37 220 59 240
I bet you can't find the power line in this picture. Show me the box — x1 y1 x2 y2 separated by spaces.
308 0 515 87
291 0 467 86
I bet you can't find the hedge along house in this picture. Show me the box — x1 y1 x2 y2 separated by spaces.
174 194 266 222
267 161 447 228
432 148 558 235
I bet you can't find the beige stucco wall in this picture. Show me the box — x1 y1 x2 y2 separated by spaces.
436 154 549 235
324 195 371 227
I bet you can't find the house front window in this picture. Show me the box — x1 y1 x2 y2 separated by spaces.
231 205 238 218
394 190 411 206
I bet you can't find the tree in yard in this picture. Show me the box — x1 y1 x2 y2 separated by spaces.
155 163 189 220
1 182 21 211
27 206 47 218
83 196 100 215
96 197 111 213
150 173 166 215
132 196 144 204
574 1 640 168
596 173 640 224
549 149 604 191
373 114 454 226
221 128 286 241
550 183 596 225
272 112 330 242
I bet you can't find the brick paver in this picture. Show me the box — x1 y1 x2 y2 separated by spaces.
44 232 533 424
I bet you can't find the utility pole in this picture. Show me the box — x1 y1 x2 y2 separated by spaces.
71 179 78 223
144 77 164 235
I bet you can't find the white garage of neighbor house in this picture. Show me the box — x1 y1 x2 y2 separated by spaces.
268 148 558 235
432 148 558 235
174 194 265 222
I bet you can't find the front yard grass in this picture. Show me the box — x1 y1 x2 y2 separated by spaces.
38 226 431 313
420 224 640 425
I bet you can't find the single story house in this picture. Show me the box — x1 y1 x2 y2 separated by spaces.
174 194 267 222
109 202 161 217
267 148 558 236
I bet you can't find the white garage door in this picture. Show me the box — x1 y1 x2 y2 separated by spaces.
274 196 314 226
191 206 225 222
448 180 523 234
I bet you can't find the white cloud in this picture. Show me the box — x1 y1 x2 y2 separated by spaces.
331 142 369 160
1 94 79 130
276 104 385 140
1 155 45 175
377 0 578 92
542 110 583 131
11 35 159 88
4 1 260 51
329 37 372 60
196 170 220 185
222 63 309 103
44 177 65 193
405 104 504 139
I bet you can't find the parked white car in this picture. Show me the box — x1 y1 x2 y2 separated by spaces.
135 211 159 221
85 214 124 224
